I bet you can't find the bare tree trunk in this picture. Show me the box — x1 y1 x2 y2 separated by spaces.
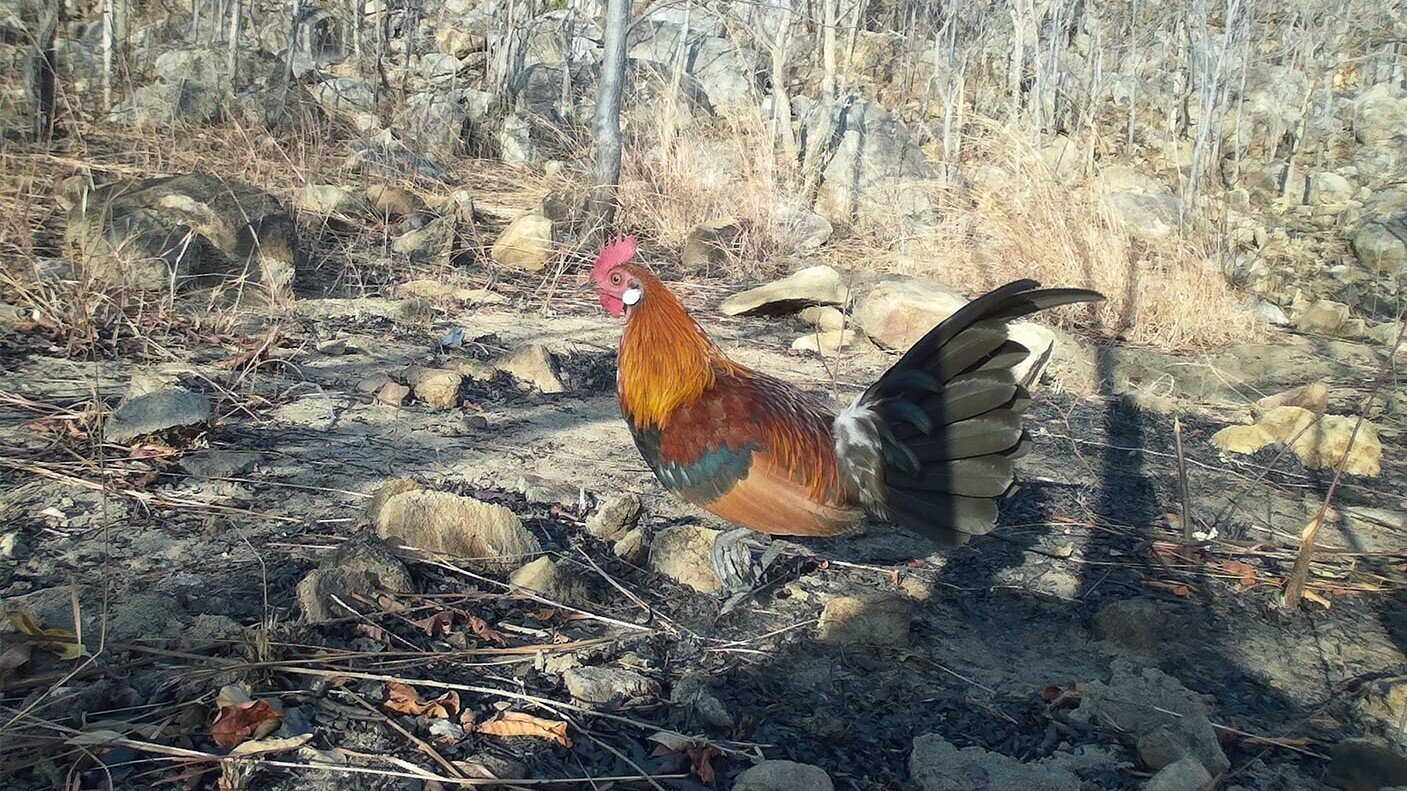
227 0 242 89
769 3 797 168
821 0 838 100
590 0 630 233
27 0 60 143
101 0 115 108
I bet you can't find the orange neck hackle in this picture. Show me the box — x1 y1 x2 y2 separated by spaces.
617 266 735 429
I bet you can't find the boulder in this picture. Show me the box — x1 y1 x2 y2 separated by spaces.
799 306 846 331
733 761 835 791
297 533 414 622
404 367 463 410
792 329 856 355
562 666 659 708
1099 165 1182 241
1212 406 1381 476
510 557 587 604
491 213 554 271
1070 659 1229 775
295 184 369 220
648 526 721 593
1354 86 1407 143
313 77 376 114
802 98 934 228
495 344 566 393
374 489 541 565
851 277 966 350
1145 757 1213 791
1294 299 1352 335
1306 172 1354 205
680 218 742 273
910 734 1080 791
63 174 300 298
1353 221 1407 273
719 266 847 316
627 21 757 112
585 493 642 541
394 91 470 157
817 593 913 647
106 388 212 443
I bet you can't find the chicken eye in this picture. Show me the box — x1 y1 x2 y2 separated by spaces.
610 273 622 285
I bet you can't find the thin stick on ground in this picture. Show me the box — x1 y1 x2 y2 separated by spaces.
1282 320 1405 610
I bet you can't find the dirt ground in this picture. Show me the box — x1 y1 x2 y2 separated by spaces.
3 273 1407 790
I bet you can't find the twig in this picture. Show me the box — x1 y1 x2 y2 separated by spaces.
340 689 465 780
1282 319 1405 610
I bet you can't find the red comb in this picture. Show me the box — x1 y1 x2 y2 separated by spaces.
592 235 638 274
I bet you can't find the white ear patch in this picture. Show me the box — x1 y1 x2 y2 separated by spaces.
622 287 642 306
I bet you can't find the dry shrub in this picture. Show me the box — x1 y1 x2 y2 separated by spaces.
617 94 789 278
893 123 1264 350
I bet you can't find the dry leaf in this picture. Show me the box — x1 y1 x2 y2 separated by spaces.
211 700 281 748
216 684 253 708
0 637 32 679
411 611 454 636
1220 561 1258 588
355 623 387 642
464 613 506 646
687 744 722 783
67 729 126 747
5 611 82 660
475 711 571 748
384 682 460 719
230 733 314 756
1302 589 1332 609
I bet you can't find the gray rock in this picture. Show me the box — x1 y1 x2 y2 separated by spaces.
404 365 465 410
499 113 540 166
178 450 260 480
777 204 833 251
1354 86 1407 143
562 666 658 708
1071 659 1229 774
106 81 225 126
1307 172 1354 205
818 593 913 647
491 213 553 271
910 734 1080 791
680 219 741 273
733 761 834 791
670 676 734 728
627 21 758 112
295 184 369 219
1145 756 1213 791
63 173 299 297
495 344 565 393
614 528 649 565
803 98 934 229
106 388 212 442
852 276 967 350
648 526 721 593
313 77 376 114
509 557 586 604
585 493 642 541
799 306 846 332
719 266 847 316
395 91 470 157
1353 221 1407 273
393 217 455 262
297 533 415 622
374 488 541 566
1355 138 1406 185
1251 298 1291 326
1094 598 1185 653
516 474 580 507
1099 166 1182 241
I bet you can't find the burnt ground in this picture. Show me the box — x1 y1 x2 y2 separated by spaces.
2 284 1407 791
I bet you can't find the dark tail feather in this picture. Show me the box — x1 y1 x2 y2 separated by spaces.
853 279 1103 546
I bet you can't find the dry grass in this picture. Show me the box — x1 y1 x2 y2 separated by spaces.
885 123 1264 350
617 96 790 279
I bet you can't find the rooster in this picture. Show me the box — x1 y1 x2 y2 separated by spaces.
589 236 1103 586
